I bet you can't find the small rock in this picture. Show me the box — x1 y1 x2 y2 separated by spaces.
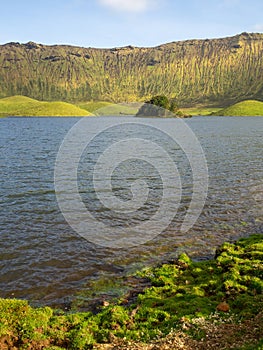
102 301 110 307
216 301 230 312
181 323 190 330
130 306 139 318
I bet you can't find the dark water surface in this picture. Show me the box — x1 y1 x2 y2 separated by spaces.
0 116 262 308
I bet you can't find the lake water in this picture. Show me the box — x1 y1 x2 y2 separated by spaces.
0 116 262 309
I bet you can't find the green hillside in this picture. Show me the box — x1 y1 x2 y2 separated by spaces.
0 95 93 116
0 33 262 106
213 100 263 116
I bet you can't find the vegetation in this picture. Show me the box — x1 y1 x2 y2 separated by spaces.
0 33 262 105
1 96 262 118
181 106 222 116
78 102 140 116
0 95 92 117
76 101 112 113
0 234 262 349
136 95 189 117
147 95 175 110
212 100 263 116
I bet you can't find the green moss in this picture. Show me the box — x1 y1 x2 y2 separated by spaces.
0 298 53 346
178 252 192 265
0 234 262 348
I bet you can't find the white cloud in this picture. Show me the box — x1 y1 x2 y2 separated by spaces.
98 0 155 13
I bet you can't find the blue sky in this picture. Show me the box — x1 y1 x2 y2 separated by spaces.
1 0 263 48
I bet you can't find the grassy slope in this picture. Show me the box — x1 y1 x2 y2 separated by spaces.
1 96 262 118
0 95 93 117
213 100 263 116
181 106 222 116
77 101 112 113
0 234 262 349
77 101 140 115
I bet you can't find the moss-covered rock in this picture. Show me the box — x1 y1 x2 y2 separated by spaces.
0 234 262 349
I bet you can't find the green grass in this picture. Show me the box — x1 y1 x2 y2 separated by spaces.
0 234 262 349
0 95 93 117
2 96 262 118
76 101 112 113
95 103 140 116
212 100 263 116
181 106 222 116
77 101 140 116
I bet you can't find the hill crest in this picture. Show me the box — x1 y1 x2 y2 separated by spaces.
0 95 93 117
214 99 263 116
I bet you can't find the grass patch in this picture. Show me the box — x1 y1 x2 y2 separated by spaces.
76 101 112 113
77 101 140 116
181 106 222 116
0 95 93 117
212 100 263 116
0 234 262 349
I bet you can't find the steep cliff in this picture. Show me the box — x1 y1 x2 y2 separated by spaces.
0 33 262 106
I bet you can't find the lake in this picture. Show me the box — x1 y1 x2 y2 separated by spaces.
0 116 262 309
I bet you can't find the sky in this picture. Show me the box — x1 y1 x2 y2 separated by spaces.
1 0 263 48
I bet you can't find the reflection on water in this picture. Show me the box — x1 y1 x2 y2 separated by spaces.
0 116 262 307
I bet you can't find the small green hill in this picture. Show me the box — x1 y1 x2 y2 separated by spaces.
0 95 93 117
214 100 263 116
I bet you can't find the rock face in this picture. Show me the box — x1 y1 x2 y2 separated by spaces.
0 33 262 106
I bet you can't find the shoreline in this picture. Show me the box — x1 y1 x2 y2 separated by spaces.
0 233 262 349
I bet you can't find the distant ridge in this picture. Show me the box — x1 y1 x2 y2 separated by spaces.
0 33 262 106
